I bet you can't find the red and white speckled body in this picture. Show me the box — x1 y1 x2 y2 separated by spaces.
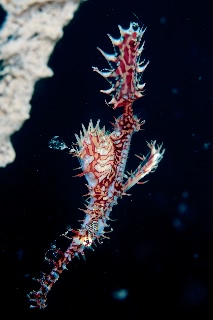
28 22 165 309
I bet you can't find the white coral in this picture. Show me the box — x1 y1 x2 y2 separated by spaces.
0 0 81 167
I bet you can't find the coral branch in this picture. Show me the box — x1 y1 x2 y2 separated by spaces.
0 0 81 167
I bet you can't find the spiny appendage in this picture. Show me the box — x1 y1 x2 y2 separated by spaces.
110 111 145 136
79 204 115 243
92 22 149 109
123 141 165 192
27 227 98 309
27 215 112 309
27 244 68 309
73 119 116 184
74 119 104 148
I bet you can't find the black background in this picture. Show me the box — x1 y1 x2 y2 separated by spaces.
0 0 213 317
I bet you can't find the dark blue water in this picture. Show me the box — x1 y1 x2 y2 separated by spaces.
0 0 212 316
